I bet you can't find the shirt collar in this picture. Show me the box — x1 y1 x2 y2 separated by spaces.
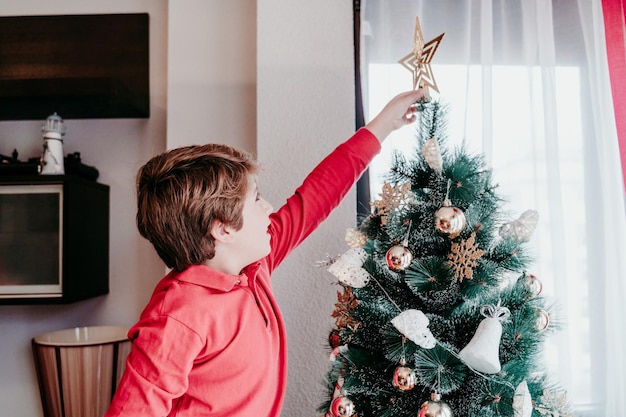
172 262 262 292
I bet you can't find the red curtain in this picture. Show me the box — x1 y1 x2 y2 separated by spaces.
602 0 626 189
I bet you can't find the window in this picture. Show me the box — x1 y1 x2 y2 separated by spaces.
359 2 625 414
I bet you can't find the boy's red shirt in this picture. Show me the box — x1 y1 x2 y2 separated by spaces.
105 128 381 417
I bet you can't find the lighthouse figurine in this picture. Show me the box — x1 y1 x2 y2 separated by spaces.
40 113 66 175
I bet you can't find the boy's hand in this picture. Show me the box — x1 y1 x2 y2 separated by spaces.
364 88 425 143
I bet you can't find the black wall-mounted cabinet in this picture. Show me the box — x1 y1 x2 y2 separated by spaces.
0 13 149 120
0 175 109 304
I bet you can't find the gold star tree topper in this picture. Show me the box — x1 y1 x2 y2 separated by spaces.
398 17 445 96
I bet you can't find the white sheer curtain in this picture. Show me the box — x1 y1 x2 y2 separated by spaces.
360 1 626 416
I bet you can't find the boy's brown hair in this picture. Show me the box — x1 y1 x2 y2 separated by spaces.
136 144 259 272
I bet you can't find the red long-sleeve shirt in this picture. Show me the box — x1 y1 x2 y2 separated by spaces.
105 128 381 417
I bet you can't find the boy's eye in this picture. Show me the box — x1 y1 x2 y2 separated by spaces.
255 193 261 201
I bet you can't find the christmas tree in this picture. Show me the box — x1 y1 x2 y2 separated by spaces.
318 17 576 417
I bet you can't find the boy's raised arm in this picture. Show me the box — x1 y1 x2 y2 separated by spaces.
364 88 425 143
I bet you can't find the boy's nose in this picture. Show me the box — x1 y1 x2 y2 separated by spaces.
262 198 274 213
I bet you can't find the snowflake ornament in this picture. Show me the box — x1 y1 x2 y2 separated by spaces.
331 287 360 331
371 182 414 225
535 389 576 417
499 209 539 242
344 228 368 248
447 232 484 282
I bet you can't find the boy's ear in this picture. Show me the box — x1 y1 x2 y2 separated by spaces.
209 220 235 243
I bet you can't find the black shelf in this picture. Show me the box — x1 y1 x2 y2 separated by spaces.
0 175 110 304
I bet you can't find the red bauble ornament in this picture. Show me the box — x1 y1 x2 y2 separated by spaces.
329 330 341 349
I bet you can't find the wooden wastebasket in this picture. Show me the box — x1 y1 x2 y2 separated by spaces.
32 326 130 417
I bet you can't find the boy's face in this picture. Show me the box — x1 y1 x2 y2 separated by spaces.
230 175 274 265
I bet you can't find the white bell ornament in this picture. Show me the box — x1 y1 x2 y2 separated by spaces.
458 303 510 374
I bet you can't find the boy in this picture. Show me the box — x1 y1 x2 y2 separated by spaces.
105 88 425 417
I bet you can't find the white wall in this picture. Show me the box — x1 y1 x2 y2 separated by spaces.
0 1 168 416
0 1 355 416
167 0 256 153
257 1 355 416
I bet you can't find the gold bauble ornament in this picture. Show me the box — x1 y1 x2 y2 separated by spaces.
419 400 453 417
330 396 355 417
419 393 453 417
385 244 413 271
392 365 417 391
523 273 543 298
434 199 466 238
535 308 550 332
